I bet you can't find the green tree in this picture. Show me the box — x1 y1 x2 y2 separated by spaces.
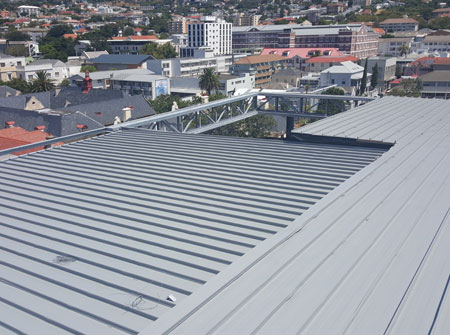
45 24 73 38
371 65 378 89
317 87 346 115
29 71 55 92
140 42 177 59
399 45 410 57
59 78 70 87
389 79 422 97
123 26 134 36
360 60 368 95
6 45 28 57
208 115 276 138
149 94 192 114
5 30 30 41
199 68 220 96
80 65 97 73
2 78 31 93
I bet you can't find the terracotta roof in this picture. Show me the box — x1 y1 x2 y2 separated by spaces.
0 127 58 156
380 18 418 24
432 7 450 13
306 55 359 63
63 33 77 39
260 48 342 59
372 27 386 35
111 35 158 40
234 54 288 65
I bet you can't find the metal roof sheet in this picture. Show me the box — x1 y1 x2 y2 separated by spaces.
0 129 385 335
146 96 450 335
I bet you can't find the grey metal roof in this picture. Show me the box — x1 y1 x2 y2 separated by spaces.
91 54 155 65
146 96 450 335
0 128 385 335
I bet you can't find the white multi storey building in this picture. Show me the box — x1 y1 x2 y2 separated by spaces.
186 16 232 56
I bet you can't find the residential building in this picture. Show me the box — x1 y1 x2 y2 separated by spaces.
0 85 155 136
89 54 154 71
186 16 232 56
233 13 262 26
230 54 288 88
260 47 342 71
420 70 450 99
17 5 40 17
19 27 48 43
168 16 188 34
299 73 321 87
378 37 413 56
107 35 165 55
422 35 450 52
218 73 255 96
327 3 345 15
432 7 450 17
16 59 68 84
404 56 437 76
170 34 188 54
432 57 450 70
146 54 246 77
353 0 372 6
380 18 419 33
232 24 379 58
0 54 26 81
319 61 371 89
364 56 397 88
305 55 359 73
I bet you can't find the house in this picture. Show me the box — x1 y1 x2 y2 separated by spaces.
319 61 371 90
260 48 342 71
231 54 288 88
305 55 359 73
16 59 68 84
420 70 450 99
380 18 419 33
89 54 154 71
0 82 156 136
0 54 26 81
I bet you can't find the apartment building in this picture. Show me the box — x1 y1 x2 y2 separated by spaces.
186 16 232 56
364 56 397 88
232 24 379 58
17 5 40 17
16 59 68 84
230 54 287 88
420 70 450 99
147 53 245 77
233 13 262 26
168 16 188 35
0 54 26 81
432 7 450 17
260 47 343 71
107 35 169 55
422 35 450 52
378 37 413 56
319 61 371 89
380 18 419 33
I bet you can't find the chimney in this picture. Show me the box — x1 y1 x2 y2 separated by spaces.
122 107 132 122
5 121 15 128
81 70 93 94
34 125 45 131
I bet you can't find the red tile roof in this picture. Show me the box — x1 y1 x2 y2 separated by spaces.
372 27 386 35
63 33 77 39
433 57 450 65
306 55 359 63
0 127 60 156
261 48 342 59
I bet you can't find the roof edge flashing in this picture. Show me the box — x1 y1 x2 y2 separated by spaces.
287 133 394 150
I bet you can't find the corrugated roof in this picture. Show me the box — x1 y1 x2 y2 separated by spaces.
0 129 385 335
91 54 154 65
260 48 342 59
146 96 450 335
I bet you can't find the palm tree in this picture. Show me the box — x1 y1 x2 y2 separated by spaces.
30 70 55 92
199 68 220 96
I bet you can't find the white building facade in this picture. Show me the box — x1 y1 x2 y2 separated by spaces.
187 16 232 56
